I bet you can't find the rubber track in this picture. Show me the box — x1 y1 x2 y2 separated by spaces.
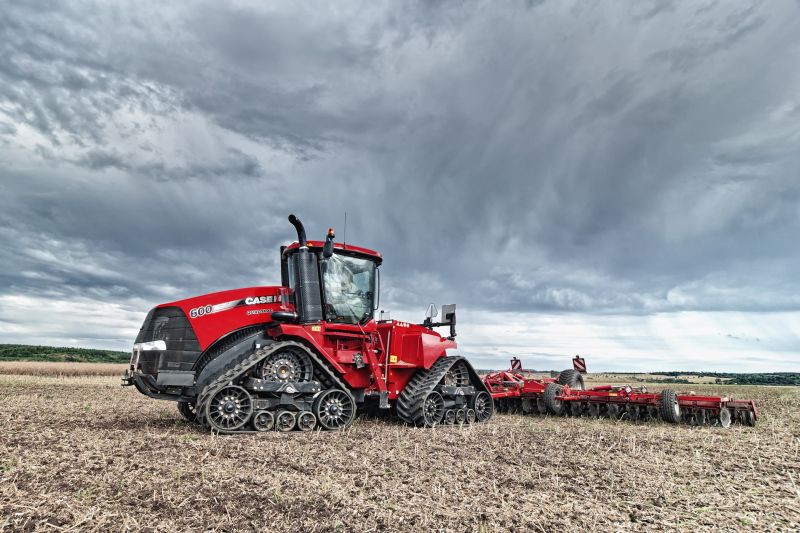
396 356 475 426
195 340 353 430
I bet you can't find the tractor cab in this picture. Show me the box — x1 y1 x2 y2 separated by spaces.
280 221 382 326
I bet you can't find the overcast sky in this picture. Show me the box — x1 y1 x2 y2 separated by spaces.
1 1 799 371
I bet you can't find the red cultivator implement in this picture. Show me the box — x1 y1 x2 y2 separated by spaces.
484 357 758 428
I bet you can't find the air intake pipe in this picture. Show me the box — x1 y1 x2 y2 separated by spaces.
287 214 323 323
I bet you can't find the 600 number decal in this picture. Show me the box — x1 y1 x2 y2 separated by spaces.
189 305 213 318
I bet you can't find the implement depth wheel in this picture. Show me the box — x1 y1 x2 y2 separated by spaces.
659 389 681 424
544 383 564 416
471 391 494 423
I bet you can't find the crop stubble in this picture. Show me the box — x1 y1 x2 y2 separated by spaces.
0 373 798 532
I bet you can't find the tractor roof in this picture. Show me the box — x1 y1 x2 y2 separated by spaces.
285 240 383 264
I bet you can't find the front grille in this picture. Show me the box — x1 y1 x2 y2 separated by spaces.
135 306 201 375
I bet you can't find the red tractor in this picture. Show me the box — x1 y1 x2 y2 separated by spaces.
123 215 493 432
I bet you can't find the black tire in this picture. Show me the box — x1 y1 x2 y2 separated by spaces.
607 403 621 419
557 369 585 390
695 409 707 426
587 402 600 417
544 383 564 415
177 401 197 422
660 389 681 424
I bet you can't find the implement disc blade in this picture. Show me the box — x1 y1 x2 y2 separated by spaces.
719 408 732 428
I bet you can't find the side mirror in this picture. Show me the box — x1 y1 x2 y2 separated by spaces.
425 303 438 319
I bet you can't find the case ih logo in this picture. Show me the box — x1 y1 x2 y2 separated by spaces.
190 295 276 318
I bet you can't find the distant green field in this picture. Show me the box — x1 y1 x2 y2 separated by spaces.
0 344 129 363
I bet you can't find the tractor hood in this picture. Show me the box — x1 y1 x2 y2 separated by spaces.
150 286 292 350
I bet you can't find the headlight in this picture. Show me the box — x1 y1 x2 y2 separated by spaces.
129 340 166 370
136 340 167 351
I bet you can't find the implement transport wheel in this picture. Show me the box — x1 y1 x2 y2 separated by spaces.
466 409 476 424
471 391 494 423
444 409 455 425
695 409 707 426
607 403 621 420
178 401 197 422
314 389 356 430
252 410 274 431
588 403 600 417
557 369 585 390
455 408 466 425
296 411 317 432
719 408 732 428
206 386 253 432
659 389 681 424
628 405 640 422
544 383 564 416
275 410 296 432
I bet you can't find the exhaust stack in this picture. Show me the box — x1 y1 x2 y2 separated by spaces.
287 214 323 323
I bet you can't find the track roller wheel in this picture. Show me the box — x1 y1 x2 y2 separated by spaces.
659 389 681 424
314 389 356 430
544 383 564 416
252 410 274 431
177 401 197 423
557 369 585 390
275 410 296 432
465 409 476 424
455 408 466 424
607 403 621 420
471 391 494 423
205 385 253 431
444 409 455 425
296 411 317 432
719 408 732 428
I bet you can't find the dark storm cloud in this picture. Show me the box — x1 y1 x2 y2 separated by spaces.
0 0 799 367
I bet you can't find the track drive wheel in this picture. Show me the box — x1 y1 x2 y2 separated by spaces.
177 401 197 423
659 389 681 424
544 383 564 415
557 369 585 390
205 386 253 431
252 410 274 431
314 389 356 430
471 391 494 423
